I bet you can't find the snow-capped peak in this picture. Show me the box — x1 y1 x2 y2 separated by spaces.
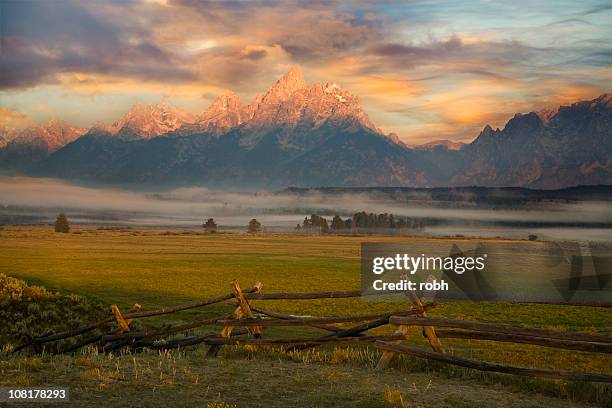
109 102 195 139
324 82 341 94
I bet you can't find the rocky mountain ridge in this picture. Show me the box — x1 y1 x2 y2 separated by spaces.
0 67 609 189
106 102 196 140
3 119 86 152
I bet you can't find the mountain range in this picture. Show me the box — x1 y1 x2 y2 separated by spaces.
0 67 610 189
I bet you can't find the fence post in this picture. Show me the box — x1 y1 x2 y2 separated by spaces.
111 303 142 333
405 290 444 353
375 324 410 370
376 283 444 370
206 280 263 358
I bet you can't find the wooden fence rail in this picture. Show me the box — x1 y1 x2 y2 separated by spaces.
13 280 612 384
375 341 612 383
13 287 363 351
435 329 612 354
389 316 612 344
13 285 262 351
98 307 433 343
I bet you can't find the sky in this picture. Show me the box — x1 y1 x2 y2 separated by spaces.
0 0 610 144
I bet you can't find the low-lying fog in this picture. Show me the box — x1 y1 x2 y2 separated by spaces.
1 176 611 242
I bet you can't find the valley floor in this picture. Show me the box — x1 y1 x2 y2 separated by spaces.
0 226 610 407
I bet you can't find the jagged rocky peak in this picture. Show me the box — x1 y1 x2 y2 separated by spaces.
247 93 264 120
261 66 307 104
247 66 379 134
472 124 498 145
110 101 195 139
476 110 543 143
9 118 85 152
386 132 402 144
324 82 342 95
321 82 353 104
576 93 611 109
596 93 612 106
536 108 558 124
190 91 249 136
42 119 86 150
502 112 546 136
317 81 378 132
582 92 611 112
206 90 245 112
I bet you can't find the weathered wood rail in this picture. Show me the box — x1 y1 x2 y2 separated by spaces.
374 341 612 383
13 280 612 383
389 316 612 344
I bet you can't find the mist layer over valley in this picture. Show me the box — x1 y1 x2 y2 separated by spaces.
1 176 610 242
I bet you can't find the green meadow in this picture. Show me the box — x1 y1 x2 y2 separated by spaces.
0 226 610 407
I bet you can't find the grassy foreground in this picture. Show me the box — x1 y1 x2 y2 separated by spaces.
1 346 603 408
0 226 610 407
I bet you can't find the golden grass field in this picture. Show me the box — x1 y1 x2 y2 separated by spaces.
0 226 610 407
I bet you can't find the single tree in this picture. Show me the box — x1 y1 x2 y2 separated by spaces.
396 218 407 228
330 215 344 231
55 213 70 233
248 218 261 233
352 211 367 228
320 219 329 233
203 218 217 232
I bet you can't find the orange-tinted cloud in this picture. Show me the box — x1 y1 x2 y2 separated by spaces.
0 108 32 130
1 0 610 143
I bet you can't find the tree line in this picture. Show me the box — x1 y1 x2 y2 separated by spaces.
296 212 424 232
202 212 424 234
51 212 420 235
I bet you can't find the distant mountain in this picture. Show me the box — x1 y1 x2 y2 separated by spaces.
33 68 424 188
285 185 612 205
0 119 85 171
180 91 249 137
6 119 85 152
0 67 610 189
414 140 466 151
245 67 379 135
455 93 612 188
107 102 196 140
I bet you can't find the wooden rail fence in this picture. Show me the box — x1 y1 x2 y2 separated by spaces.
13 280 612 383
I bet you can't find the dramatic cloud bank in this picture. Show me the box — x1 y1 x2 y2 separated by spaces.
1 0 610 143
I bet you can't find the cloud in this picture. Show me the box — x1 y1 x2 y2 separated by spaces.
0 108 33 133
0 0 609 144
364 36 541 74
164 2 379 64
0 108 32 131
240 48 268 61
0 0 196 89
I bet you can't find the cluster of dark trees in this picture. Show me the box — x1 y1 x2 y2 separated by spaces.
296 212 424 232
202 218 217 232
299 214 330 232
202 218 262 233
